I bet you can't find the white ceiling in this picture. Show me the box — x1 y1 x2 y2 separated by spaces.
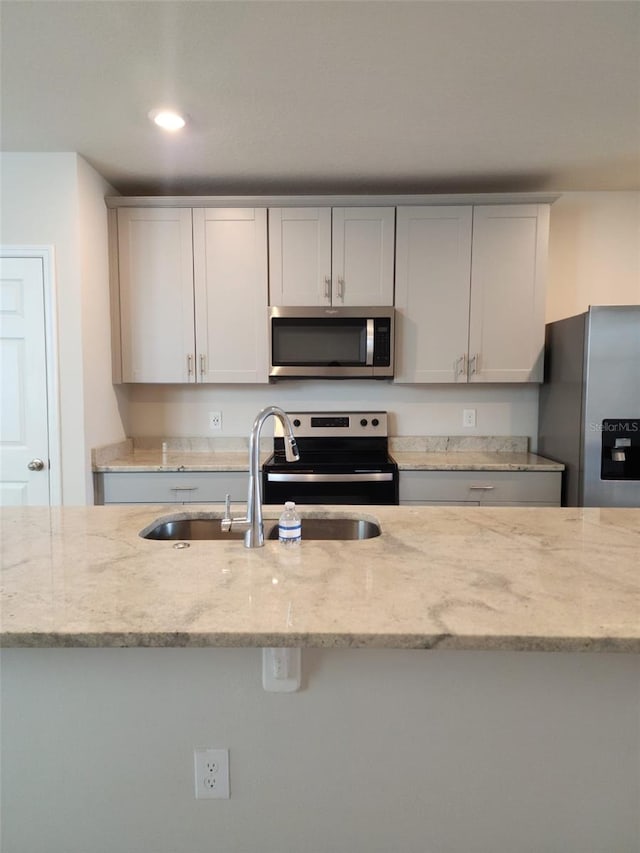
2 0 639 195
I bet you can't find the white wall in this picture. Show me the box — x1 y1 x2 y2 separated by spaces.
547 191 640 321
0 152 126 504
1 648 638 853
122 381 539 445
77 156 127 498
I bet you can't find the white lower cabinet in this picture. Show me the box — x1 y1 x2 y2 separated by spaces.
96 471 247 505
399 470 561 506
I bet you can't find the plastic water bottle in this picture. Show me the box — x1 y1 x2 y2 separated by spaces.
278 501 301 546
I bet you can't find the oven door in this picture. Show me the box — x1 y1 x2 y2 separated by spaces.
263 471 399 505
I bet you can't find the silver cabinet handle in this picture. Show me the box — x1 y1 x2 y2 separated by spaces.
469 485 495 490
455 354 467 378
468 353 480 375
324 276 331 301
199 354 206 377
27 458 45 471
187 354 194 377
337 277 345 301
170 486 198 492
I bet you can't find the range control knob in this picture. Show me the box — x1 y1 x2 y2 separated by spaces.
293 419 301 428
372 418 380 427
360 418 368 427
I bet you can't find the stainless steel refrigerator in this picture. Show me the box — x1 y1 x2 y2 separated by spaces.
538 305 640 507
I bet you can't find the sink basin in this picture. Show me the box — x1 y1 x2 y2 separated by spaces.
266 517 380 541
140 515 381 541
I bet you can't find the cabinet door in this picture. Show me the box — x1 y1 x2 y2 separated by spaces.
268 208 331 305
394 206 472 383
193 208 269 383
332 207 395 306
469 205 549 383
117 208 195 382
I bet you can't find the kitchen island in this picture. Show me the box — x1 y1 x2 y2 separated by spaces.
1 504 637 651
2 504 638 853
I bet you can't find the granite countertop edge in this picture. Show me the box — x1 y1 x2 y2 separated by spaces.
1 631 636 652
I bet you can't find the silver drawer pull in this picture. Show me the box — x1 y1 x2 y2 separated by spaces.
170 486 198 492
469 485 495 490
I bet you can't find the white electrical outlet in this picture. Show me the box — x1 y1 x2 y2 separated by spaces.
209 411 222 431
194 748 229 799
463 408 477 428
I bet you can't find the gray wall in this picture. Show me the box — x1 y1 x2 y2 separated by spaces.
2 648 638 853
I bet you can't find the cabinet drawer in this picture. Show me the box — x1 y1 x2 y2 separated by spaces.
98 471 247 504
399 470 561 505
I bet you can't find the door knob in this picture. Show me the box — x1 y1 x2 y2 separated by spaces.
27 458 45 471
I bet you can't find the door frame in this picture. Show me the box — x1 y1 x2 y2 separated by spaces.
1 246 62 504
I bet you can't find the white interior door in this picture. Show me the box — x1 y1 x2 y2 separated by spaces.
0 256 52 505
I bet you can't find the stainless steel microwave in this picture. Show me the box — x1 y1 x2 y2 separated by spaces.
269 306 395 379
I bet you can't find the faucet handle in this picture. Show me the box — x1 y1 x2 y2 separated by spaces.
285 435 300 462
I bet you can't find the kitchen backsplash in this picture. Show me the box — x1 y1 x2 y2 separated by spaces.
389 436 528 453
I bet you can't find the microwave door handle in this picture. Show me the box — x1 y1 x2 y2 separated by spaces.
365 319 374 366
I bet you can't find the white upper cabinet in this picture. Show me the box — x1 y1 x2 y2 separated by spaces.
117 208 195 383
468 205 549 383
268 207 395 306
114 206 269 383
394 203 550 384
394 206 472 383
268 208 332 306
193 208 268 383
331 208 395 306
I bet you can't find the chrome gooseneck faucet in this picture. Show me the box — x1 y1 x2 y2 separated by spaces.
221 405 299 548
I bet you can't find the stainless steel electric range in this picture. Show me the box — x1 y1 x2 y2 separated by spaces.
262 411 399 505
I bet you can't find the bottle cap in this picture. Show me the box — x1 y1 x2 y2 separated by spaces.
284 501 295 509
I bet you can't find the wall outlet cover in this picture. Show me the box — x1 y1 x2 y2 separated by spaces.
463 409 477 428
194 748 230 799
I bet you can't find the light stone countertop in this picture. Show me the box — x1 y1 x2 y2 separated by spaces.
1 505 636 652
392 451 563 472
94 449 260 473
92 437 564 474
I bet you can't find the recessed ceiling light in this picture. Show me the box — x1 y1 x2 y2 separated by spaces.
148 109 186 131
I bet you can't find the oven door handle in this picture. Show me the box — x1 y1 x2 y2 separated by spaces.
266 472 394 483
365 318 375 366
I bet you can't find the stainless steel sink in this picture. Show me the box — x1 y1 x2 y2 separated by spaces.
268 517 380 541
140 515 381 541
